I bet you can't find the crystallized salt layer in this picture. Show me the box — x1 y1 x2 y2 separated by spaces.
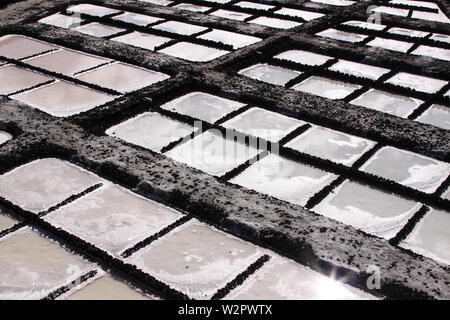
411 46 450 62
152 21 207 36
210 9 252 21
400 208 450 265
173 3 211 12
112 12 162 26
0 211 17 232
442 187 450 200
159 42 229 62
44 183 182 256
371 6 409 17
0 131 12 145
24 49 109 76
328 60 389 80
11 80 117 117
285 126 375 165
239 63 301 86
230 154 337 206
313 180 421 239
416 104 450 130
342 20 386 31
387 27 429 38
112 31 171 51
385 72 447 94
430 33 450 44
249 17 302 29
126 219 264 299
0 158 102 213
0 227 93 300
75 62 169 93
367 37 413 53
226 255 376 299
275 8 324 21
106 112 195 152
165 129 260 176
67 4 120 17
234 1 275 10
292 76 361 100
274 50 332 66
350 89 422 118
222 107 304 142
39 13 84 28
0 35 57 59
74 23 125 38
312 0 355 6
160 92 245 123
198 30 261 49
0 65 53 95
411 10 450 24
360 146 450 194
316 29 368 43
139 0 173 5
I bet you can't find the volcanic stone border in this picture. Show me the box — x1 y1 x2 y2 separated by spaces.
0 0 449 300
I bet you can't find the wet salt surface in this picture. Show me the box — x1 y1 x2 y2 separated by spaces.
412 46 450 62
249 17 302 29
313 180 421 239
159 42 229 62
222 107 304 142
328 60 390 80
0 65 53 95
198 30 261 49
39 13 84 28
173 3 211 12
152 21 207 36
292 76 361 100
210 9 252 21
112 12 162 26
416 104 450 130
165 129 260 176
361 146 450 193
411 10 450 24
64 273 152 300
342 20 386 31
350 89 422 118
44 183 182 256
230 154 337 206
316 29 368 43
67 3 120 17
74 22 125 38
390 0 438 9
400 208 450 265
430 33 450 44
139 0 173 5
75 62 169 93
160 92 245 123
239 63 301 86
0 35 57 60
274 50 332 66
234 1 275 10
11 80 117 117
367 37 413 53
0 227 93 300
0 211 17 232
0 158 101 213
285 126 375 165
275 8 324 21
385 72 447 94
311 0 355 6
226 255 375 299
0 131 12 145
387 27 429 38
371 6 409 17
126 219 264 299
106 112 195 152
24 49 109 76
112 31 171 51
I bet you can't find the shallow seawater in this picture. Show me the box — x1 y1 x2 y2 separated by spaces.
400 208 450 265
285 126 375 165
328 60 389 80
39 13 84 28
44 183 182 256
316 29 367 43
152 21 207 36
0 35 57 59
292 76 361 99
387 27 429 38
342 20 385 30
11 80 117 117
235 1 274 10
74 22 125 38
226 255 375 300
350 89 423 118
112 12 162 26
275 50 332 66
0 65 53 95
229 153 337 206
173 3 211 12
75 62 169 93
411 45 450 62
275 8 324 20
430 33 450 43
313 180 421 239
0 158 102 213
160 92 245 123
67 3 120 17
159 42 229 62
112 31 171 51
0 227 93 300
198 29 261 49
416 104 450 130
222 107 303 142
210 9 252 21
367 37 413 53
385 72 447 94
360 146 450 193
165 129 260 176
239 63 301 86
249 17 302 29
126 219 263 299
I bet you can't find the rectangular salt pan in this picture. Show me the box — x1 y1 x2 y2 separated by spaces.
387 27 429 38
210 9 252 21
0 65 53 95
385 72 447 94
239 63 301 86
313 180 421 239
126 219 264 299
0 211 17 232
67 4 120 17
158 42 229 62
39 13 84 28
152 21 207 36
160 92 245 123
234 1 275 10
112 31 171 51
371 6 409 17
165 129 260 177
0 35 57 60
275 8 324 21
316 29 367 43
328 60 389 80
44 183 182 256
360 146 450 193
173 3 211 12
274 50 332 66
416 104 450 130
230 154 337 206
0 131 12 145
311 0 355 6
342 20 386 31
198 30 261 49
411 46 450 62
430 33 450 44
112 12 162 26
249 17 302 29
292 76 361 100
74 22 125 38
106 112 195 152
11 80 117 117
367 37 413 53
